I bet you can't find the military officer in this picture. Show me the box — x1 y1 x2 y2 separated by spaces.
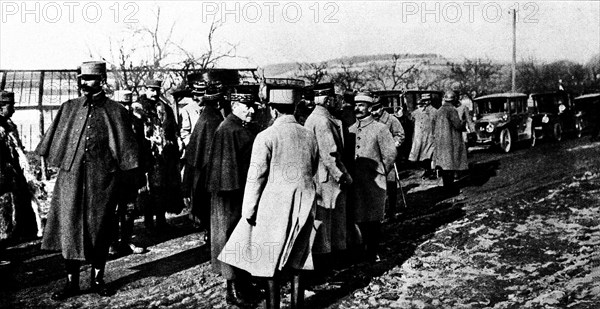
371 98 405 217
36 61 139 300
348 91 397 262
218 86 319 309
304 83 352 264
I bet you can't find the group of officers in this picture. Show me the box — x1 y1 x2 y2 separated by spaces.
34 60 471 309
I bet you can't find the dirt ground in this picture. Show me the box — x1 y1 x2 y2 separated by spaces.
2 137 600 309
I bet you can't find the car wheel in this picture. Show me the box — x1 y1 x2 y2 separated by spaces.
499 128 513 153
553 123 563 141
575 119 583 138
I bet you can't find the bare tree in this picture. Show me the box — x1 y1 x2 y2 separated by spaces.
366 54 420 90
294 62 329 85
107 6 239 98
330 61 365 91
445 58 506 99
175 18 239 87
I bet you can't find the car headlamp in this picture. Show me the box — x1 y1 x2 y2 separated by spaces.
542 115 549 124
486 123 495 133
502 114 508 122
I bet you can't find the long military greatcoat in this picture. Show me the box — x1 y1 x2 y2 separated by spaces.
218 115 318 278
409 105 436 162
348 116 397 223
36 92 138 261
207 114 256 279
432 102 468 171
376 111 404 182
304 105 348 254
182 105 223 222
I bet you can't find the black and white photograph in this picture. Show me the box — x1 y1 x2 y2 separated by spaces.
1 1 600 308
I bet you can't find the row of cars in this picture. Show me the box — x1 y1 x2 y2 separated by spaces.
472 91 600 152
375 90 600 153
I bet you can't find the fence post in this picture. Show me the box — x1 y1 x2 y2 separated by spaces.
0 71 6 90
38 71 48 180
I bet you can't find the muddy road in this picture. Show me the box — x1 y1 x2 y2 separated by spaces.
2 136 600 309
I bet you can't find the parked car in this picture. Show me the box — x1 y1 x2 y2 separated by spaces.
573 93 600 137
472 93 535 153
530 91 579 141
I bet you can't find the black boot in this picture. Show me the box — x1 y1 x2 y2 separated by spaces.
51 272 80 301
291 273 304 309
265 278 280 309
226 280 246 306
90 268 113 296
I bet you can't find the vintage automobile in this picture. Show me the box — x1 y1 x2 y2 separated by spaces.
573 93 600 137
530 91 578 141
472 93 535 153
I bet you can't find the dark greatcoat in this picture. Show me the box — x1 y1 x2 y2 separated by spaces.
206 114 256 279
36 92 138 261
182 104 223 223
138 96 183 214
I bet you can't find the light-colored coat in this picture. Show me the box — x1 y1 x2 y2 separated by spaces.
304 105 348 253
218 115 318 278
432 102 468 171
409 105 436 162
376 111 404 182
349 116 397 223
179 100 204 147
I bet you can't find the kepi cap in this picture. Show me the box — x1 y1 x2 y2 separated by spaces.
78 61 107 79
269 88 301 105
354 91 374 104
0 91 15 105
418 93 432 104
145 79 162 89
187 73 208 95
313 83 335 97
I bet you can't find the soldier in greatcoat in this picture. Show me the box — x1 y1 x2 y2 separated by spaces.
179 73 206 152
206 92 258 306
36 61 139 300
432 91 468 194
218 87 319 309
304 83 353 266
348 92 397 263
371 99 405 218
409 94 437 179
138 79 184 229
181 83 223 238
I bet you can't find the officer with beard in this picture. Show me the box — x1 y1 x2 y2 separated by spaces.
36 61 139 300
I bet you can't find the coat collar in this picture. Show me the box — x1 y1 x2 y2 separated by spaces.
273 114 297 126
82 91 107 106
356 115 375 128
313 105 333 118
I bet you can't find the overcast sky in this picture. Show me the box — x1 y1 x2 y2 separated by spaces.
1 1 599 70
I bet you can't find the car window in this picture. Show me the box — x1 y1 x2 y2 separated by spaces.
475 98 507 114
510 99 517 114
